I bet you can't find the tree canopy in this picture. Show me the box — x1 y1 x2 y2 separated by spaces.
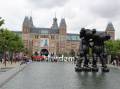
105 40 120 56
0 17 24 53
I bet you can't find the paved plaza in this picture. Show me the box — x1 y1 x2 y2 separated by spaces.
0 62 120 89
0 62 20 73
0 62 20 68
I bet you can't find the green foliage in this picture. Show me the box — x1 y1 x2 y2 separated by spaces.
0 17 24 53
0 17 4 27
105 40 120 55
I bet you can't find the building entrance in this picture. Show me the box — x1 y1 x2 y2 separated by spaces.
40 49 49 56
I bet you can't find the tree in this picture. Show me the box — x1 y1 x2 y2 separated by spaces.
0 29 24 52
0 17 24 65
105 40 120 63
105 40 120 55
0 17 4 27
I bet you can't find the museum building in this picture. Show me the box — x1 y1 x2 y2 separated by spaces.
22 16 115 56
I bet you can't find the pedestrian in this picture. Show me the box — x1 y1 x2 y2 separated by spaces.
116 55 119 66
112 56 117 66
74 56 77 64
0 56 2 63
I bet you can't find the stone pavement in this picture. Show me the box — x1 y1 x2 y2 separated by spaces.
0 62 20 68
0 62 27 88
0 62 20 72
1 62 120 89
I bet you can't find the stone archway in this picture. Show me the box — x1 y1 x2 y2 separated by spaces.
40 49 49 56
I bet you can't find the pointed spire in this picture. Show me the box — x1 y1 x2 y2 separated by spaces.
23 16 33 28
51 16 58 29
106 22 115 31
55 12 56 18
30 16 34 27
60 18 66 28
23 16 29 27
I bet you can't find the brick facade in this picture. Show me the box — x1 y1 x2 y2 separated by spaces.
22 16 115 56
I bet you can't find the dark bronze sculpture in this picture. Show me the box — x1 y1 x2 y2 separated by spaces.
75 28 110 72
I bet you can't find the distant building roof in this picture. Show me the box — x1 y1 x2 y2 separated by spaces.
67 33 80 41
30 27 59 34
12 31 22 38
13 31 81 41
12 31 22 33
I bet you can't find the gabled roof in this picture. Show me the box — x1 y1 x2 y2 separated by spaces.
106 22 115 31
60 18 66 27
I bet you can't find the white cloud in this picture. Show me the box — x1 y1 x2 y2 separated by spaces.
90 0 120 18
28 0 68 8
0 0 120 39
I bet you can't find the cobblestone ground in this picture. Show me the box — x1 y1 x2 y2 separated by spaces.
1 62 120 89
0 62 20 74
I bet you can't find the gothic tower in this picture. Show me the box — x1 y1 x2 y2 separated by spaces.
22 16 34 55
23 16 34 33
23 16 30 33
51 17 58 30
30 16 34 27
59 18 67 54
59 18 66 35
106 22 115 40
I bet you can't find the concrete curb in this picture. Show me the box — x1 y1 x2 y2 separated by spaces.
0 64 27 88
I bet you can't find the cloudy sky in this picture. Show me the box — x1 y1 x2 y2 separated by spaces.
0 0 120 39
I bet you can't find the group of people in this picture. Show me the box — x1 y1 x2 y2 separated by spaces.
111 55 120 66
0 52 32 65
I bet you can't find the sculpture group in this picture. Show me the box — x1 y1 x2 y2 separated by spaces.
75 28 110 72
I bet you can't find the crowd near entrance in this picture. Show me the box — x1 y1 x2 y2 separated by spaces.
40 49 49 56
